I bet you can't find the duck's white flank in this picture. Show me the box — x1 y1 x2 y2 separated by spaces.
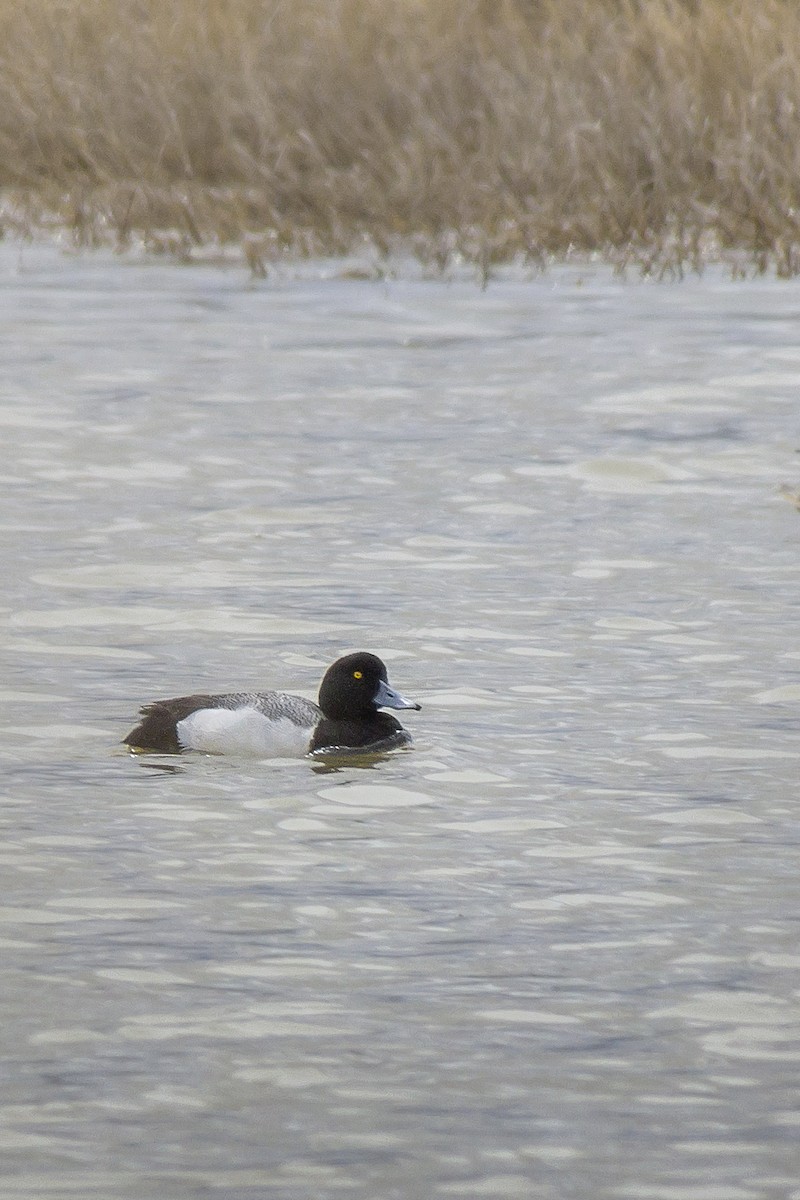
177 706 314 757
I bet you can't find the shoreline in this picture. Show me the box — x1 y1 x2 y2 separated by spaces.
2 0 799 278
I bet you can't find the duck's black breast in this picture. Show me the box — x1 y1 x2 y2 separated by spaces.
309 712 411 755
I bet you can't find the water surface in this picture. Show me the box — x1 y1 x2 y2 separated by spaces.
1 244 799 1198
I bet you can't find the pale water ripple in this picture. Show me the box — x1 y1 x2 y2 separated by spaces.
0 244 799 1198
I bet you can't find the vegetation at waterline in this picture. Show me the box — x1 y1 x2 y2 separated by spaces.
2 0 800 276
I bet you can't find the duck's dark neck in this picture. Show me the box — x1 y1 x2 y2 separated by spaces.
310 711 402 753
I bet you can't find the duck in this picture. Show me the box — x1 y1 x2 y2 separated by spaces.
122 651 420 757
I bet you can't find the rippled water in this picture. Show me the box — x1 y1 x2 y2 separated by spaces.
1 243 799 1199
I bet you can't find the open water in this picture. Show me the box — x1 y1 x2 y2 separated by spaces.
1 242 799 1199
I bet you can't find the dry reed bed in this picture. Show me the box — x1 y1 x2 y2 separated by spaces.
1 0 800 275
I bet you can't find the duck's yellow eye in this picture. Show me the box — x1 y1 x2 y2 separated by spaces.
353 670 363 679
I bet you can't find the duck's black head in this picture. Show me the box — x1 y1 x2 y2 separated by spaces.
317 652 421 720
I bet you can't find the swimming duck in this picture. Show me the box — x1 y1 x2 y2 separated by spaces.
123 651 420 757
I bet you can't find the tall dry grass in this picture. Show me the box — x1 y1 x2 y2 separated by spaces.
1 0 800 274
